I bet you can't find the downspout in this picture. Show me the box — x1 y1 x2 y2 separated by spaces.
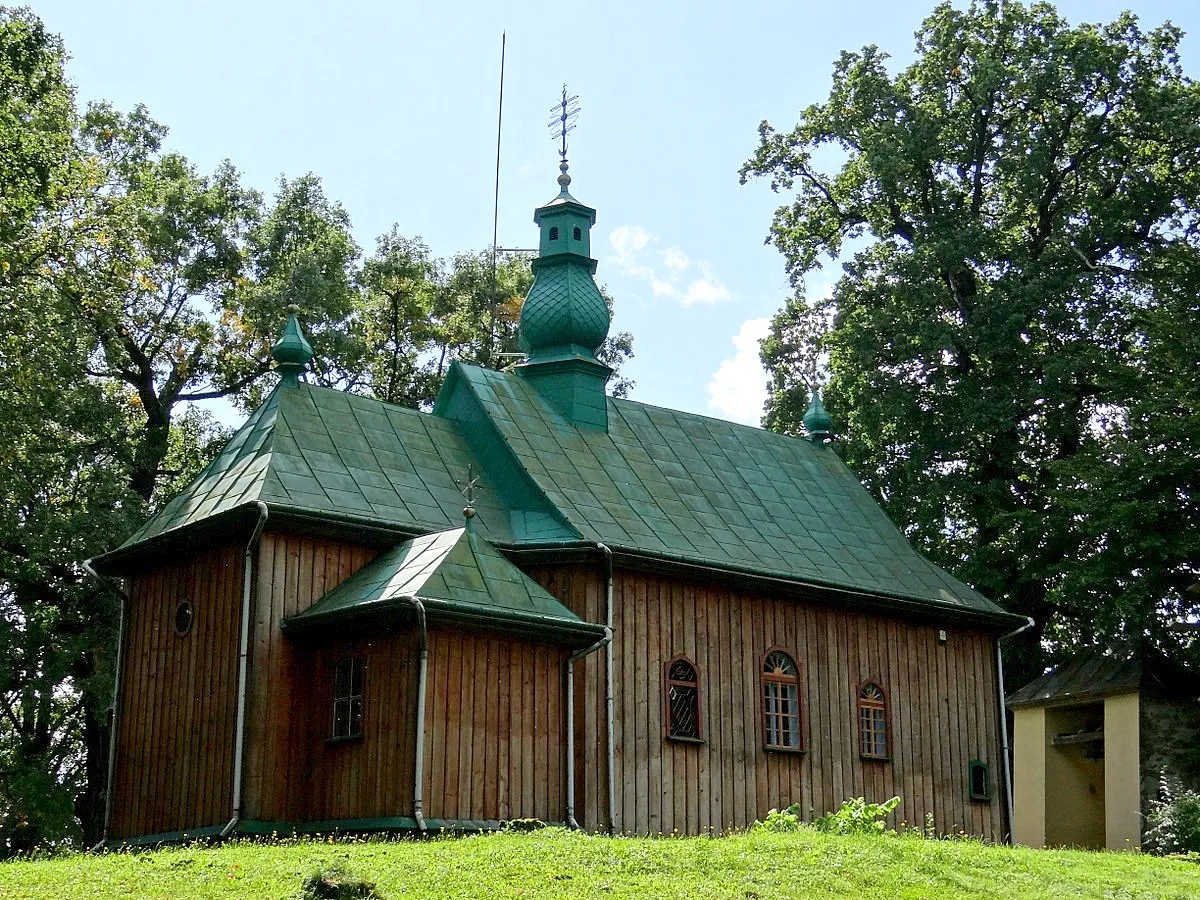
996 616 1035 844
221 501 269 838
565 629 610 829
596 542 616 833
82 559 129 851
401 594 429 832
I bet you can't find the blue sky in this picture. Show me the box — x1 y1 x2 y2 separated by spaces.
34 0 1200 426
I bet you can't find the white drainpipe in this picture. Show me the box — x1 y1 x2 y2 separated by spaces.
402 594 429 832
565 628 611 828
996 616 1035 843
221 502 269 838
82 559 129 851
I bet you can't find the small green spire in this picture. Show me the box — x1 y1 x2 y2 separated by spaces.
271 304 313 383
803 390 834 443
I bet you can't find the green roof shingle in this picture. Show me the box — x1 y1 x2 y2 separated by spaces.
104 362 1014 624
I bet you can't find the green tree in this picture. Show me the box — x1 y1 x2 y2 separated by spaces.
0 7 137 851
359 233 635 409
741 0 1200 682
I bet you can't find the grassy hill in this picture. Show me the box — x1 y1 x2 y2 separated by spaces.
1 827 1197 899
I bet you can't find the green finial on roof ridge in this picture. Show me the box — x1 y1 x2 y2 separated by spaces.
272 304 313 383
803 389 834 443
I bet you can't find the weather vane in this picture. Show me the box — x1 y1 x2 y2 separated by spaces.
548 85 581 183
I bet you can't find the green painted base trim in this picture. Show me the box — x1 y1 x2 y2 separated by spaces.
238 816 418 834
105 823 225 849
107 816 564 848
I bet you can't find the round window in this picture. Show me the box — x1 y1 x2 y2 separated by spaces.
174 599 194 636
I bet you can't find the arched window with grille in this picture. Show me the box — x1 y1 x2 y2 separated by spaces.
858 681 888 759
761 649 803 750
332 656 365 740
665 656 701 741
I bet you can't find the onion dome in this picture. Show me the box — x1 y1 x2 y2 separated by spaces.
803 390 834 443
271 304 313 383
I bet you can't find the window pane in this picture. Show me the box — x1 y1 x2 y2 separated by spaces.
334 660 350 697
783 684 799 747
668 659 697 683
668 684 699 738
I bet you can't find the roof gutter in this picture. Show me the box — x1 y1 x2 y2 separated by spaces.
996 616 1035 844
221 501 269 839
82 559 129 851
604 545 1026 631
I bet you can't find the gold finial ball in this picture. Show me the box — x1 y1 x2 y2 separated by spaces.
463 506 476 519
286 303 302 315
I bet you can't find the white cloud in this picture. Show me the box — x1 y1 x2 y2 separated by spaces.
606 225 732 308
608 225 653 273
681 265 731 306
707 318 771 426
650 276 678 298
663 247 690 272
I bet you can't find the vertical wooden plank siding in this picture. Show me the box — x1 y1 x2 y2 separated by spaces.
242 531 376 821
526 564 1006 840
243 531 572 827
290 629 419 822
109 543 242 839
420 628 568 823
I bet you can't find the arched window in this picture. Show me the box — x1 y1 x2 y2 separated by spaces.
858 682 888 759
572 226 582 241
665 656 701 740
761 650 802 750
549 226 559 240
332 656 364 740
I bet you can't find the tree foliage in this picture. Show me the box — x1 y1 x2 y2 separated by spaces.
358 233 634 409
741 0 1200 681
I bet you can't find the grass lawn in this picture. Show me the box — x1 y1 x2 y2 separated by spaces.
1 827 1197 899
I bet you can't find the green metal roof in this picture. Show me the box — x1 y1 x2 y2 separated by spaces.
116 381 518 550
284 522 603 644
104 365 1012 623
439 363 1001 616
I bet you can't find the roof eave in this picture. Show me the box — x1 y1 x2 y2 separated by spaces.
283 593 606 648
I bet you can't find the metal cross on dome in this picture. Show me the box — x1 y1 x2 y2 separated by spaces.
456 464 484 507
548 85 581 163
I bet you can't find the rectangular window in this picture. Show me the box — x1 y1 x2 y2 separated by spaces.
968 759 990 801
332 656 364 740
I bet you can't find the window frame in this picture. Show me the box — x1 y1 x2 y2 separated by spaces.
857 679 890 761
173 598 195 637
968 759 990 801
760 647 805 753
330 655 365 743
663 654 704 743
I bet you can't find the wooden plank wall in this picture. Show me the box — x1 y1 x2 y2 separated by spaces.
245 531 567 826
110 543 242 839
242 531 377 821
423 629 567 823
526 564 1006 840
289 631 420 822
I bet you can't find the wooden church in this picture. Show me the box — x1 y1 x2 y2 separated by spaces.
90 154 1029 844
